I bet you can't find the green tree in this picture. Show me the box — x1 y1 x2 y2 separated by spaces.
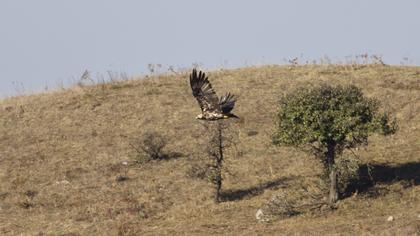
272 84 396 206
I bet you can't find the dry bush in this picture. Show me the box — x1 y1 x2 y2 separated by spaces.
265 155 363 218
186 161 211 180
130 131 168 163
264 187 325 220
266 191 299 219
204 121 229 203
187 120 238 203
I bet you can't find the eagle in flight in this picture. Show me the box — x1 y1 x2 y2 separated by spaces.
189 69 238 120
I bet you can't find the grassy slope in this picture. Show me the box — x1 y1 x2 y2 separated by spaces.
0 65 419 235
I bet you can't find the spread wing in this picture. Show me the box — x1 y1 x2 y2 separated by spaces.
189 69 220 112
219 92 236 113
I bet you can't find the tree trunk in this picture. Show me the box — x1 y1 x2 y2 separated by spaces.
214 121 224 203
214 168 222 203
326 142 338 206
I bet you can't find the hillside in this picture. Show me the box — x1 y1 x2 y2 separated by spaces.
0 65 419 235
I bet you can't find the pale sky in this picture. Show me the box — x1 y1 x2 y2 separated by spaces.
1 0 419 97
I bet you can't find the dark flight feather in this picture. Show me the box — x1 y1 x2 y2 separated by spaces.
219 92 236 113
189 69 237 119
189 69 220 112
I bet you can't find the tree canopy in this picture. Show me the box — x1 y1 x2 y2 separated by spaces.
272 84 396 156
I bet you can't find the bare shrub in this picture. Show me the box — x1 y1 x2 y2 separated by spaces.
266 191 299 219
130 132 168 163
186 161 211 180
264 188 325 220
195 120 238 203
206 121 227 203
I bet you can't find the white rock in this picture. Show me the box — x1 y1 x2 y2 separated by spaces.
55 180 71 185
122 161 128 166
255 209 264 220
387 216 394 222
255 209 269 222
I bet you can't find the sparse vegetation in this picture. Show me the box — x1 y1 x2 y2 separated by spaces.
0 64 419 235
273 84 397 206
266 191 300 219
200 121 235 203
130 131 168 163
186 161 211 180
208 122 225 203
335 155 363 195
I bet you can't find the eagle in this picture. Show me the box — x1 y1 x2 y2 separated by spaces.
189 69 238 120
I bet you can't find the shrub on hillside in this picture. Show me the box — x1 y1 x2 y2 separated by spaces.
272 84 397 206
130 131 168 163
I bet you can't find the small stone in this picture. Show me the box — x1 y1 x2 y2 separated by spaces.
122 161 128 166
387 216 394 222
256 209 264 220
255 209 269 222
55 180 70 185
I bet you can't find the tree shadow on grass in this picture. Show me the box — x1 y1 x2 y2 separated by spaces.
159 151 184 161
135 151 184 165
221 176 296 202
344 162 420 198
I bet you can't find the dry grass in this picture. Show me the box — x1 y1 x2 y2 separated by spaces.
0 64 419 235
